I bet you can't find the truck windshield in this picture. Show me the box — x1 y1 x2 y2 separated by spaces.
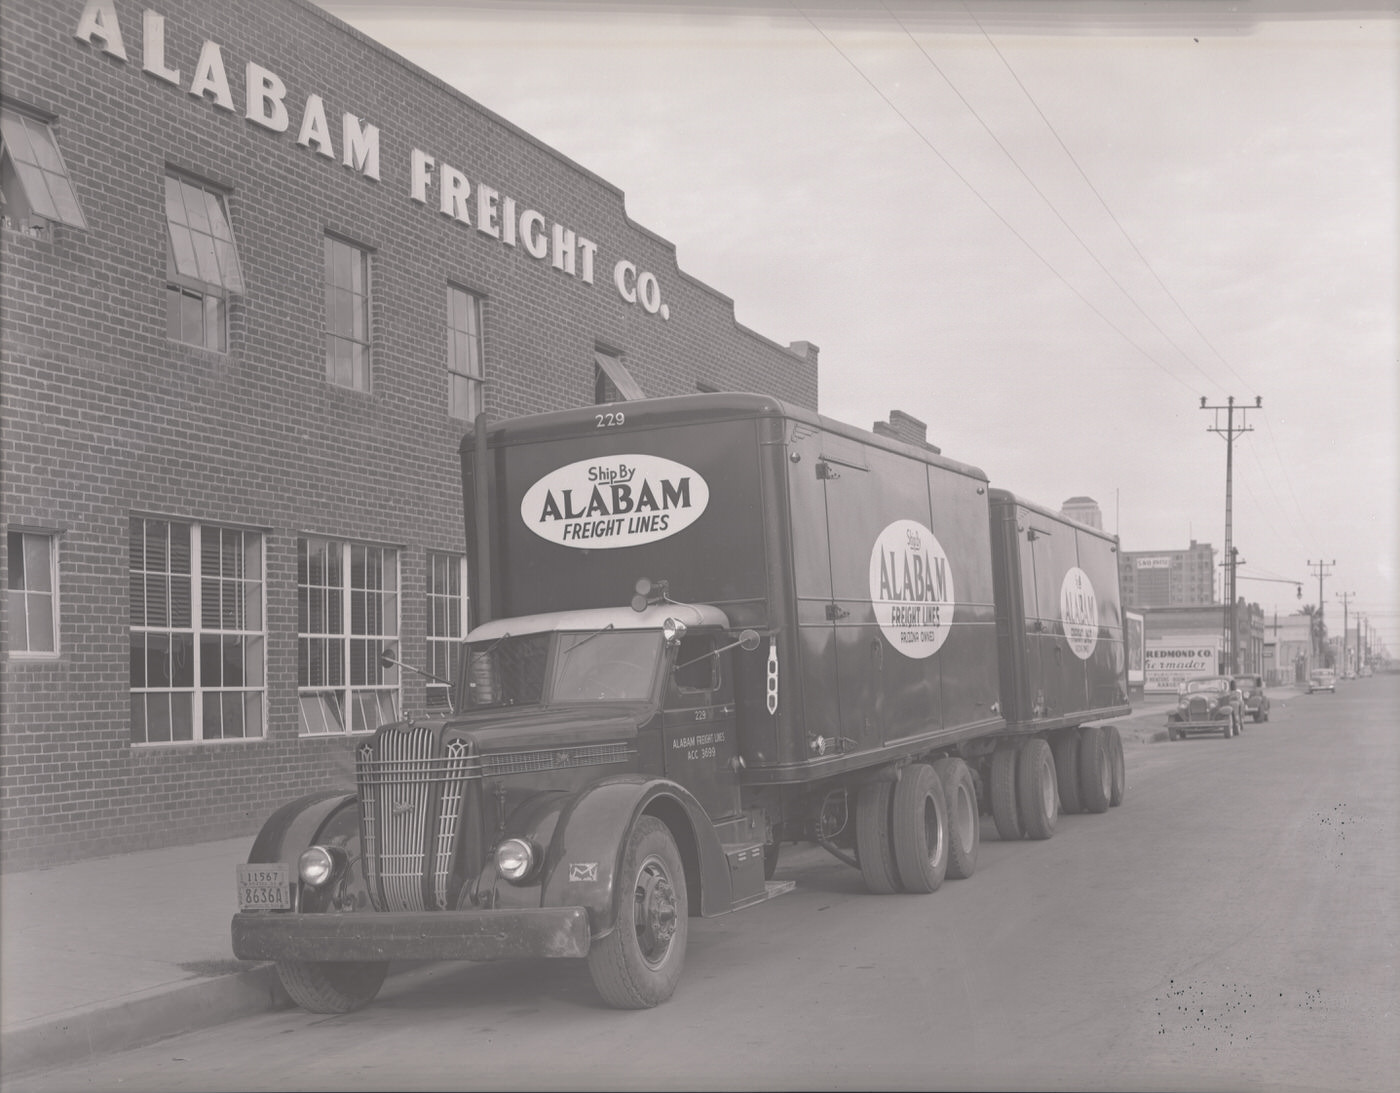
462 630 662 708
551 631 662 703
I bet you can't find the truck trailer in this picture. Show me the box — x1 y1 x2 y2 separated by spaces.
232 393 1130 1011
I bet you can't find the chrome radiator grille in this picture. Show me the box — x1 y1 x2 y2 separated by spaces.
357 729 472 912
355 730 636 913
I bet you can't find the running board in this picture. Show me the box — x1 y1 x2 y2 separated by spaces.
732 879 796 911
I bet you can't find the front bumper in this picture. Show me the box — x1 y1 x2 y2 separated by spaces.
232 907 591 962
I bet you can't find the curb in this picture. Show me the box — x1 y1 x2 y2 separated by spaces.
1 963 288 1079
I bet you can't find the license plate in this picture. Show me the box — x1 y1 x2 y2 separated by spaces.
237 862 292 911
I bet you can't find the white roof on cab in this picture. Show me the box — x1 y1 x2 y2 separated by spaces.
466 603 731 643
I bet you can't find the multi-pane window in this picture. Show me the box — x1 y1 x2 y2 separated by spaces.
129 518 265 744
7 531 58 656
298 537 399 734
325 237 370 391
165 175 244 351
0 106 87 232
426 552 467 709
447 286 484 421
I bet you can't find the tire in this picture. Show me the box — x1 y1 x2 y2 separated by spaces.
891 763 949 893
1077 725 1111 814
1015 738 1058 840
856 779 903 894
1051 732 1083 814
586 816 689 1009
1105 725 1126 807
990 746 1022 840
934 757 979 880
275 959 389 1014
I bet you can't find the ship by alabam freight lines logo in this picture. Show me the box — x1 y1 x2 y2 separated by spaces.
868 520 955 659
1060 566 1099 660
522 455 709 548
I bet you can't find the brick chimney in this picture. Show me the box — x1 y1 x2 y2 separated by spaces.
874 409 940 454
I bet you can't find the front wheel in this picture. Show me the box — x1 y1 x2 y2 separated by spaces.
587 816 688 1009
276 959 389 1014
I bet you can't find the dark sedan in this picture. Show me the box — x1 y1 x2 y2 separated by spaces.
1233 674 1271 723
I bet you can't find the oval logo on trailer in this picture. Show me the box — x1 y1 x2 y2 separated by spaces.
521 455 709 549
1060 566 1098 660
868 520 955 659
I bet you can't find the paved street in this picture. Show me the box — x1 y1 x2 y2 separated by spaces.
7 677 1397 1093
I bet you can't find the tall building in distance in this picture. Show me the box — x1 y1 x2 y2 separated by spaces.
1060 496 1104 530
1120 542 1218 607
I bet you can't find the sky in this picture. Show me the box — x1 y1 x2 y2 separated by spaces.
317 0 1399 656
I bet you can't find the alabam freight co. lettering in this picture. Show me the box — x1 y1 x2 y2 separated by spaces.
72 0 674 319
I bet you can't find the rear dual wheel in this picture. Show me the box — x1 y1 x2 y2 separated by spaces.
1052 732 1083 814
856 780 903 894
1105 725 1126 807
934 757 979 880
989 746 1022 840
1016 738 1058 840
1078 725 1112 814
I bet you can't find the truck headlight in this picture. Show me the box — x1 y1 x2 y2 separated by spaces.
495 838 537 883
298 845 346 888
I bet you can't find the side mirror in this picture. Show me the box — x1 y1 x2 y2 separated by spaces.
738 629 761 651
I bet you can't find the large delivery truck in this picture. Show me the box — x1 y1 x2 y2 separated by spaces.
232 393 1130 1011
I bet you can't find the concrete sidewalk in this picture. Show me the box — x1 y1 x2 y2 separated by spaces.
0 695 1188 1080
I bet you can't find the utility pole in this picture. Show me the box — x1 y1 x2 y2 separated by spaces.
1201 395 1260 674
1307 558 1335 665
1337 592 1354 676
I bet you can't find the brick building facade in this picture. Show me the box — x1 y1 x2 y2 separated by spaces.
1119 541 1216 608
0 0 819 870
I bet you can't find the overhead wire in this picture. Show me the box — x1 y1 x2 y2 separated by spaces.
789 2 1200 395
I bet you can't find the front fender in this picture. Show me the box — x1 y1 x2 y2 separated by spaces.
539 776 730 937
247 790 356 864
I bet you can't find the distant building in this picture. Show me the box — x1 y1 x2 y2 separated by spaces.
1143 601 1265 676
1264 612 1316 685
1120 542 1216 607
1060 496 1103 530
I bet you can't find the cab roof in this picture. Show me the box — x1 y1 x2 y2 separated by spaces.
466 603 732 643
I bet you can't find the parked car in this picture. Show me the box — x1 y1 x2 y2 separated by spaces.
1307 669 1337 694
1167 676 1245 740
1232 674 1270 723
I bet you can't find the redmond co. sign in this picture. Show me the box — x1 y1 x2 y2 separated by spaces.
521 456 709 549
73 1 675 321
1144 638 1221 692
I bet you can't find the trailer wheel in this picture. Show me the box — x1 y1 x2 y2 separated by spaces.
1016 738 1058 840
587 816 688 1009
989 747 1022 840
1051 732 1083 814
934 757 979 880
1077 725 1112 814
275 959 389 1014
1105 725 1126 807
891 763 949 893
856 780 904 894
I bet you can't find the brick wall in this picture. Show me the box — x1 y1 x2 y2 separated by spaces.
0 0 818 871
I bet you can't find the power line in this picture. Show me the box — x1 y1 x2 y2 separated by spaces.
883 1 1225 393
790 4 1199 393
